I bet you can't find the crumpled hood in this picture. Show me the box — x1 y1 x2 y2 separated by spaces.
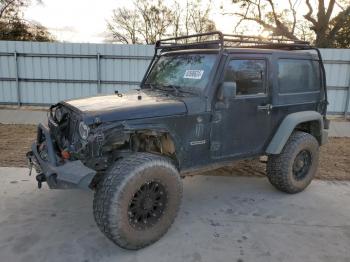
63 91 187 123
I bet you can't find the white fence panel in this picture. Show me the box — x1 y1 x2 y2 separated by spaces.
0 41 348 115
0 41 153 105
320 49 350 115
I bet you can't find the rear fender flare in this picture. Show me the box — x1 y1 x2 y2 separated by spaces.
266 111 324 155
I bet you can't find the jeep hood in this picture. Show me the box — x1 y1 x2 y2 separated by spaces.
63 91 187 123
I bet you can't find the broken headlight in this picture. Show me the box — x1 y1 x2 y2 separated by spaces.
79 121 90 140
55 107 63 122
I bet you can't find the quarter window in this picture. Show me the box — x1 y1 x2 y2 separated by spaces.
278 59 320 93
224 59 266 96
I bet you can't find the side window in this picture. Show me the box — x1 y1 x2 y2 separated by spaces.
224 59 266 96
278 59 321 93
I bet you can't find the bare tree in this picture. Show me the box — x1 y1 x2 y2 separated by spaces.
107 0 172 44
188 0 216 35
107 7 141 44
304 0 350 47
172 0 216 38
135 0 172 44
172 1 182 38
228 0 301 39
107 0 216 44
229 0 350 47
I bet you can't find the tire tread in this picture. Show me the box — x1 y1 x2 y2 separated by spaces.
266 131 319 194
93 153 182 249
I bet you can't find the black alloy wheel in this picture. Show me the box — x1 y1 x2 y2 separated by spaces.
128 181 167 230
292 150 312 181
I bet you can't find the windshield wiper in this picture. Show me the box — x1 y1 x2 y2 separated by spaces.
160 84 180 95
145 83 166 92
143 83 155 89
159 84 197 96
145 83 196 96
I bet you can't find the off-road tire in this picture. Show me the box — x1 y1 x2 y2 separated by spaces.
93 153 182 250
266 131 319 194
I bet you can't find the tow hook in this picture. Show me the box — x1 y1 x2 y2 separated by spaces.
26 151 34 176
36 173 46 189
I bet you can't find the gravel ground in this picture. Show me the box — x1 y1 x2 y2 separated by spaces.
0 124 349 180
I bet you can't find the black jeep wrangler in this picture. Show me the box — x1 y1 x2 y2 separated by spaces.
27 32 329 250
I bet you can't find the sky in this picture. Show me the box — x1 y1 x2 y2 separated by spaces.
24 0 244 43
25 0 120 43
24 0 299 43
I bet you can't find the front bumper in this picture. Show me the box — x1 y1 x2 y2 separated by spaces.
27 123 96 189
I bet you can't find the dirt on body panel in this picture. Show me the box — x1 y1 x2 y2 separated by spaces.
0 124 349 181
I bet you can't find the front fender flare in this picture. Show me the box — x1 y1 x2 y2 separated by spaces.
266 111 324 155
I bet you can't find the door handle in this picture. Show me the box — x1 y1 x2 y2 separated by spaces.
257 104 272 112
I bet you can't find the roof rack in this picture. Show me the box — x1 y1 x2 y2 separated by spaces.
156 31 312 51
144 31 327 113
143 31 327 110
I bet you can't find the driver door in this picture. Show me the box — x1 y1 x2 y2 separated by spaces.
210 55 272 159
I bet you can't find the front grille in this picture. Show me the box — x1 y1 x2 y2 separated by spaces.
67 112 79 144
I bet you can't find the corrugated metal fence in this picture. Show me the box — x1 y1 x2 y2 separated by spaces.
0 41 154 105
321 49 350 115
0 41 349 115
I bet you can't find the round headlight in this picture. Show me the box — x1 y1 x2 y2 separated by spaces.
79 122 90 140
55 107 63 122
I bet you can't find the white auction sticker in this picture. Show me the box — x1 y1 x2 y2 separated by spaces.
183 70 204 79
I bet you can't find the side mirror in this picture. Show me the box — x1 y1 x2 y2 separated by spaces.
217 81 236 101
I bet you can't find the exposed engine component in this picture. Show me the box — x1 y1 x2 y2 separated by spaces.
130 133 175 156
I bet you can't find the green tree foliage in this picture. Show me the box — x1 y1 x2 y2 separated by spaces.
0 0 53 41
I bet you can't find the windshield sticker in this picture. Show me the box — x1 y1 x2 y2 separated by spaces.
184 70 204 80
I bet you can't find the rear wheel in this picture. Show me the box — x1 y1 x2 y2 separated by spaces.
267 131 319 194
93 153 182 250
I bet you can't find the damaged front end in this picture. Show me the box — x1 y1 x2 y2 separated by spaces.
27 103 177 190
26 104 102 189
27 101 176 188
27 122 96 189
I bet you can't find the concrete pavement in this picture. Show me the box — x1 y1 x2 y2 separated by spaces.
0 167 349 262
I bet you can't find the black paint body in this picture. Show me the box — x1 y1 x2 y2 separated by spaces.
63 48 325 172
28 43 327 189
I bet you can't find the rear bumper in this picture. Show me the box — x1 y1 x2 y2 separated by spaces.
27 123 96 189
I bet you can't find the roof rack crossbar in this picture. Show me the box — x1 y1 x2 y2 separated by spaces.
156 31 224 50
222 34 309 45
155 31 311 51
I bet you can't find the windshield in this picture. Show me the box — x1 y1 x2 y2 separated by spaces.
145 53 217 93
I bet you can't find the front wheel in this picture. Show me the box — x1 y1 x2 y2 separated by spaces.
267 131 319 194
93 153 182 250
